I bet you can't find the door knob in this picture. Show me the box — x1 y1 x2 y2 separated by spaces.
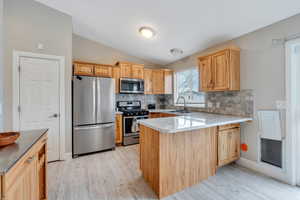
49 113 59 118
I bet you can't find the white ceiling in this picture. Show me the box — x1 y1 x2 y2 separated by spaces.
37 0 300 65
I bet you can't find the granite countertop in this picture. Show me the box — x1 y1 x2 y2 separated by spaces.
138 112 252 133
0 129 48 175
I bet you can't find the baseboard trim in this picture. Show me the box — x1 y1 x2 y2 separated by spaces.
63 152 73 161
236 157 292 185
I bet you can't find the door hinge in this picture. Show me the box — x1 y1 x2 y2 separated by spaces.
18 105 21 113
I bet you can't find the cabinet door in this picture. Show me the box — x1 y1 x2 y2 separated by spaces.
115 114 123 144
74 63 94 76
150 113 161 118
160 113 177 118
120 63 132 78
164 70 173 94
94 65 113 77
112 67 120 93
218 127 240 167
144 68 153 94
132 64 144 79
198 56 213 91
212 50 230 91
152 69 164 94
6 156 38 200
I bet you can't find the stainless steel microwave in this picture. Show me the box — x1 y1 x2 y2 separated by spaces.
120 78 144 94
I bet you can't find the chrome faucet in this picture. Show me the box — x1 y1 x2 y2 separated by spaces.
176 96 187 112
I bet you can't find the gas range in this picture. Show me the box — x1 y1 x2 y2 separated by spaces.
122 109 149 117
116 101 149 146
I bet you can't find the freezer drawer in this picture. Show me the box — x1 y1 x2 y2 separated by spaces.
73 123 115 155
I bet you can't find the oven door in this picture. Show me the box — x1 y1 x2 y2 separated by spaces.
120 78 144 94
123 116 148 137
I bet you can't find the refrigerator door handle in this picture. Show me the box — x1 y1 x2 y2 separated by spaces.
74 124 114 131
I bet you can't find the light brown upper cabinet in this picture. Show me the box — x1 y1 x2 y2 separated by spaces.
116 62 144 79
198 47 240 91
144 68 153 94
94 64 113 78
74 62 94 76
118 62 132 78
151 69 173 95
152 69 165 94
132 64 144 79
112 67 120 93
163 69 173 94
73 61 113 78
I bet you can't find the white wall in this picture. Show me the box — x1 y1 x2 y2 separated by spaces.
3 0 73 152
166 13 300 162
73 34 160 68
0 0 3 131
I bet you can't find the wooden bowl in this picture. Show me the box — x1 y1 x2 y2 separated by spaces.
0 132 20 147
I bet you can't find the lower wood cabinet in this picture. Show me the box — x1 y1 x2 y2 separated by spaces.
149 112 177 118
115 114 123 144
1 134 48 200
217 124 240 167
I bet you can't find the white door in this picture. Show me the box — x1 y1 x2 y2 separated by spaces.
19 56 60 162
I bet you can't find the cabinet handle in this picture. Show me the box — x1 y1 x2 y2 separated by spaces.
26 156 35 164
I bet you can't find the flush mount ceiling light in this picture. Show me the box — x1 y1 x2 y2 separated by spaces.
139 27 156 39
170 48 183 56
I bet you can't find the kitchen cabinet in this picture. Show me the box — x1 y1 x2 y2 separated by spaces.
163 69 173 94
152 69 165 94
144 68 153 94
198 48 240 91
112 67 121 93
118 62 132 78
115 114 123 144
149 112 177 118
217 124 240 167
94 64 113 78
74 62 94 76
152 69 173 95
132 64 144 79
73 61 114 78
116 62 144 79
1 133 48 200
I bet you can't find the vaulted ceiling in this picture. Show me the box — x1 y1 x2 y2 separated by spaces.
37 0 300 65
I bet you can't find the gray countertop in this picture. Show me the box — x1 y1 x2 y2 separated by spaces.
138 111 252 133
0 129 48 175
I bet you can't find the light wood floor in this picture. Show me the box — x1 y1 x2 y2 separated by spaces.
48 145 300 200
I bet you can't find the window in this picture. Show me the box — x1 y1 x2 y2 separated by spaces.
174 67 205 107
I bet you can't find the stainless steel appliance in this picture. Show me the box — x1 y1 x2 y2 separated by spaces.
73 76 115 157
116 101 149 145
120 78 144 94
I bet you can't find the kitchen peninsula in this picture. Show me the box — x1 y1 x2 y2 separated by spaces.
138 112 251 198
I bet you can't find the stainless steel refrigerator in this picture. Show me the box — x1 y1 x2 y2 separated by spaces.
72 76 115 157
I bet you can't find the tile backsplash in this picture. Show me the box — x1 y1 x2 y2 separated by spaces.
116 89 254 117
116 94 173 109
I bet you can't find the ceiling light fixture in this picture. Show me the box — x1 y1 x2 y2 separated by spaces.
139 27 156 39
170 48 183 56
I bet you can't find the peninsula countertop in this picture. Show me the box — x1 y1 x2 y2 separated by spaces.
138 112 252 133
0 129 48 175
